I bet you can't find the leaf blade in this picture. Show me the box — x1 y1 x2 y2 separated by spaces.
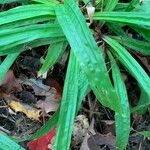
38 41 68 76
0 52 20 83
0 133 25 150
56 2 120 112
0 4 55 28
139 131 150 137
93 12 150 27
112 36 150 55
108 52 130 150
0 23 64 51
54 51 79 150
104 0 119 11
103 36 150 106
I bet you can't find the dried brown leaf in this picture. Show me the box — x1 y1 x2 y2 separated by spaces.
22 78 60 114
35 100 59 114
87 133 116 150
101 120 115 135
0 70 22 92
80 118 95 150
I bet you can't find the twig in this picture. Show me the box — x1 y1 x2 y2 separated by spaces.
0 126 11 134
0 114 15 123
0 106 8 108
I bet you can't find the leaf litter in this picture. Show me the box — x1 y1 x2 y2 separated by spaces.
1 1 150 149
0 68 62 142
0 37 150 150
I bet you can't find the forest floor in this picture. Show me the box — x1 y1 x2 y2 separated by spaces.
0 1 150 150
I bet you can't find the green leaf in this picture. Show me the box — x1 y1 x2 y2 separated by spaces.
0 4 55 28
0 45 22 56
112 36 150 55
32 0 58 5
114 3 129 11
0 23 64 51
0 37 66 56
0 0 26 4
54 51 79 150
125 0 140 11
93 12 150 27
0 52 20 83
108 52 130 150
0 133 25 150
56 1 120 112
103 36 150 106
38 41 68 76
139 131 150 137
82 0 89 5
77 70 90 111
133 0 150 13
104 0 119 11
27 37 66 49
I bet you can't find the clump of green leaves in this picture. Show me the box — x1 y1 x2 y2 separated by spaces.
0 0 150 149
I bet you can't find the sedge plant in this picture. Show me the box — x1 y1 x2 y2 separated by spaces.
0 0 150 149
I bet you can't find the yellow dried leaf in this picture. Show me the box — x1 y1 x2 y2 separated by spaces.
9 100 41 121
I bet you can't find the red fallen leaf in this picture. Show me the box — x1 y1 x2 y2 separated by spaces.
0 70 22 92
46 77 62 101
28 128 56 150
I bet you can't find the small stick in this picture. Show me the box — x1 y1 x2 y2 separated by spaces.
0 126 11 134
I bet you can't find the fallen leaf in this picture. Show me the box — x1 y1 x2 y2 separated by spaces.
87 133 116 150
129 133 143 144
80 118 116 150
28 128 56 150
22 78 50 95
73 115 89 145
0 70 22 92
0 70 15 86
8 100 41 121
35 100 59 114
22 78 61 114
45 77 62 101
101 120 115 135
1 75 61 119
132 113 143 122
21 56 41 73
80 118 95 150
18 90 36 104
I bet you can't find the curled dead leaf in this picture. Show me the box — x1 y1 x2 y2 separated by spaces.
86 5 95 24
0 70 22 92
